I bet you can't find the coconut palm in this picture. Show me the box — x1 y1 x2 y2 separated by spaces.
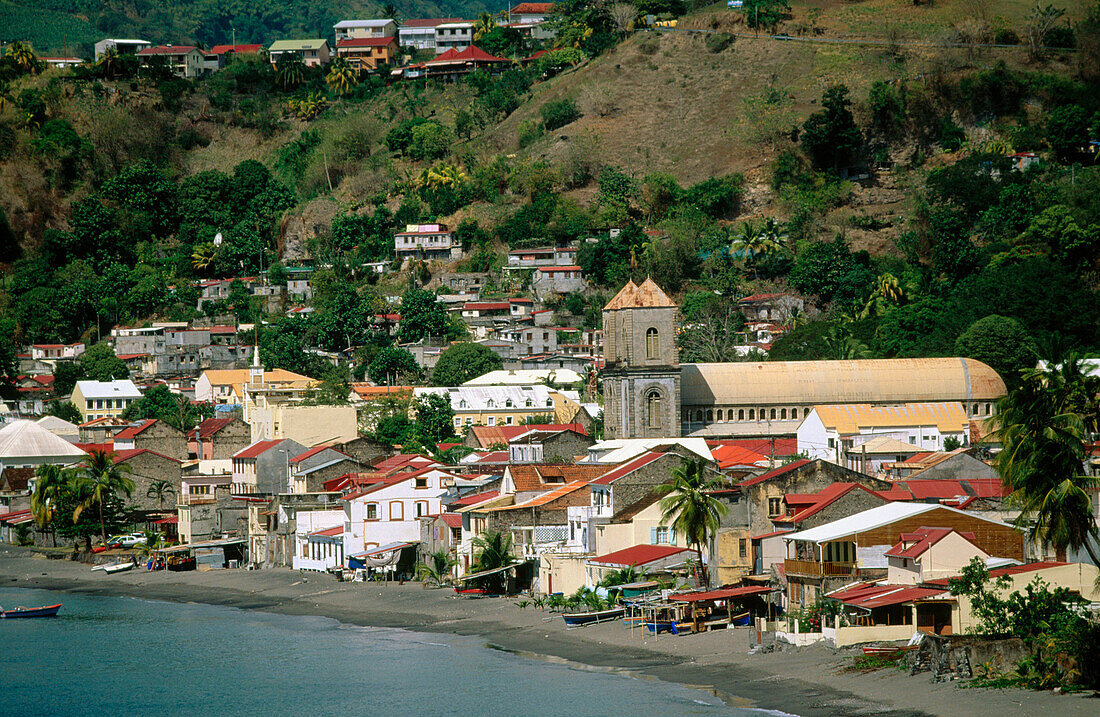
325 57 358 95
655 458 728 586
6 41 37 73
96 47 118 79
415 163 468 190
31 464 69 546
991 366 1100 575
416 549 458 587
191 243 216 272
275 53 306 89
146 480 176 510
473 12 497 41
470 530 516 593
859 272 910 319
72 450 135 547
599 564 645 588
731 219 786 277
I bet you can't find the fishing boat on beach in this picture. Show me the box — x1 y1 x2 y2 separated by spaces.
91 561 135 574
861 645 914 656
1 603 62 618
562 606 624 626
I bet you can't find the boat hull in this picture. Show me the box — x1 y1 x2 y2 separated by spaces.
644 620 681 635
562 607 624 626
102 562 135 574
2 604 61 618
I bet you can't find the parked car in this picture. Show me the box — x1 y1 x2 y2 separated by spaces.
105 533 147 548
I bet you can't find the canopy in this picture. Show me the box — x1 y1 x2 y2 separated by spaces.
151 516 178 525
348 541 416 569
671 586 773 603
348 541 417 559
459 563 522 582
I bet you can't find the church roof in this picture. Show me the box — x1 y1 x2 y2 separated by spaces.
681 358 1006 406
603 279 676 310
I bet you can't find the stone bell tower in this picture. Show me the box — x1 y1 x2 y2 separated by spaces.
601 278 681 439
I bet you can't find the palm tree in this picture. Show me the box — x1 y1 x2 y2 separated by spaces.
146 480 176 510
730 219 786 278
859 272 909 319
416 549 458 587
599 564 645 587
31 464 69 546
96 47 118 79
166 393 198 432
6 41 37 73
191 243 216 272
325 58 358 95
470 530 516 593
72 450 135 547
415 163 468 190
991 366 1100 574
656 458 728 587
473 12 497 41
275 53 306 89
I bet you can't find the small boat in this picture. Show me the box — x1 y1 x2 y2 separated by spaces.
644 620 682 635
621 615 645 627
862 645 913 656
167 556 195 572
454 587 488 596
562 606 624 626
92 561 135 574
732 611 752 627
2 603 62 618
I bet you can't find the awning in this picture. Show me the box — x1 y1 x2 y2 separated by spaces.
348 541 416 559
0 510 33 525
671 586 774 602
458 562 523 582
614 580 662 591
151 516 178 525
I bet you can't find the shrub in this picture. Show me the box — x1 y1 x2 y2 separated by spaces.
705 33 734 53
540 98 581 131
518 119 543 148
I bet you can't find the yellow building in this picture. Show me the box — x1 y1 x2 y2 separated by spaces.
414 385 585 431
71 380 143 421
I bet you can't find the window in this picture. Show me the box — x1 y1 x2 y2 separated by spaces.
545 398 553 407
465 417 472 425
505 416 513 425
459 400 467 409
525 399 533 408
415 476 428 489
365 503 378 520
716 409 723 422
415 501 428 517
389 501 404 520
908 436 916 444
654 526 669 544
505 399 513 408
646 390 662 429
791 408 798 420
487 416 495 426
781 408 787 420
739 539 747 558
645 328 659 359
486 399 495 408
768 497 783 516
748 409 755 420
706 410 713 422
454 417 462 427
828 438 835 448
738 409 745 421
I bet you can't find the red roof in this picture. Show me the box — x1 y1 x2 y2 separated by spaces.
775 483 889 524
591 451 666 485
372 454 441 473
885 527 977 560
440 513 463 528
289 444 347 464
832 584 947 609
463 302 510 311
430 45 509 64
713 445 768 469
114 419 158 441
209 44 263 54
137 45 204 56
710 438 798 458
73 442 112 454
538 265 582 273
193 417 236 438
511 2 555 12
337 37 397 48
589 544 697 567
924 561 1069 587
670 585 773 602
234 440 285 459
751 529 792 540
309 526 344 537
738 292 793 303
739 459 811 488
112 448 181 464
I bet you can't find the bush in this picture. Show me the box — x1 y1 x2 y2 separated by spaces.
540 98 581 131
681 175 744 219
994 28 1020 45
407 122 455 161
518 119 543 148
704 33 734 53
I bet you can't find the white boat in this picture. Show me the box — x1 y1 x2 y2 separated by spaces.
92 561 136 574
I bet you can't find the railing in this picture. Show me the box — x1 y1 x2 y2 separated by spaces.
179 496 216 506
784 559 859 578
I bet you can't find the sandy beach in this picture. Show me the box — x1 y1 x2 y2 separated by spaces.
1 546 1095 717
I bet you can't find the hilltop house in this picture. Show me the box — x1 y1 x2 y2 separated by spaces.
94 38 151 59
398 18 463 50
434 22 474 53
333 19 397 43
135 45 214 78
394 223 456 261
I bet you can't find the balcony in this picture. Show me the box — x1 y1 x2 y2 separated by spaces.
784 558 858 578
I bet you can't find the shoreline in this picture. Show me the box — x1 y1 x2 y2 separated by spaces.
2 547 1094 717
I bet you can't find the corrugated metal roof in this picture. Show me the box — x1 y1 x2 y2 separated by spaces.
785 503 1009 544
813 402 969 435
0 420 87 460
589 544 696 566
681 358 1005 406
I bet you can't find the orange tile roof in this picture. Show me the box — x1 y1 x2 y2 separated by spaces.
490 480 591 511
603 278 675 310
507 464 609 493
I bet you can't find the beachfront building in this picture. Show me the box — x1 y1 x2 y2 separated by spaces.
340 467 453 558
292 507 346 571
783 503 1025 609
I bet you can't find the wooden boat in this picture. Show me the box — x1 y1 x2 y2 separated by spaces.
732 611 752 627
862 645 914 656
644 619 682 635
621 615 645 627
454 587 488 596
2 603 62 618
92 561 135 574
562 606 624 626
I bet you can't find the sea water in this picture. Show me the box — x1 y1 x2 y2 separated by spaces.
0 588 772 716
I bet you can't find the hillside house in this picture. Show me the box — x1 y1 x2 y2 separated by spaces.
506 245 579 269
333 19 397 43
434 22 473 53
532 266 585 298
231 439 305 494
71 380 142 422
335 36 399 70
190 417 251 461
113 419 188 462
268 39 330 67
394 223 456 261
94 38 151 59
398 18 463 50
135 45 213 78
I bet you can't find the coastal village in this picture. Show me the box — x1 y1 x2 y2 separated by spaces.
2 0 1100 711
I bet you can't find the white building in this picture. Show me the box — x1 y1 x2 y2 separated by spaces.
94 38 151 60
340 467 452 557
293 508 347 571
71 380 143 422
797 402 970 465
884 527 991 585
398 18 460 50
434 22 474 54
462 368 582 387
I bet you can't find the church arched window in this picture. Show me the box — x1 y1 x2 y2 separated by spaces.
781 408 787 420
738 409 745 421
748 409 755 420
716 409 723 422
646 328 659 359
706 410 713 422
791 408 798 420
647 390 662 429
770 408 777 420
695 410 703 422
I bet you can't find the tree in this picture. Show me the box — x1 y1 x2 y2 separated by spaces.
416 549 458 587
368 346 419 385
1025 3 1065 61
46 401 83 424
413 392 457 444
1045 104 1089 161
473 12 497 40
123 384 179 422
955 315 1035 382
6 42 38 74
399 288 450 343
655 458 728 586
72 450 135 547
990 362 1100 572
79 344 129 381
431 343 503 386
541 98 581 131
608 3 637 35
325 58 359 95
407 122 455 161
30 464 68 546
470 530 516 593
730 219 787 276
801 85 862 171
275 53 306 89
146 480 176 511
743 0 790 32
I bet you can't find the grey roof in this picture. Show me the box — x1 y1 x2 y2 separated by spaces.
75 379 143 400
334 19 394 28
0 420 88 461
783 503 1010 544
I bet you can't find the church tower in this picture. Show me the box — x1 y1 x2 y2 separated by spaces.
601 278 681 439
